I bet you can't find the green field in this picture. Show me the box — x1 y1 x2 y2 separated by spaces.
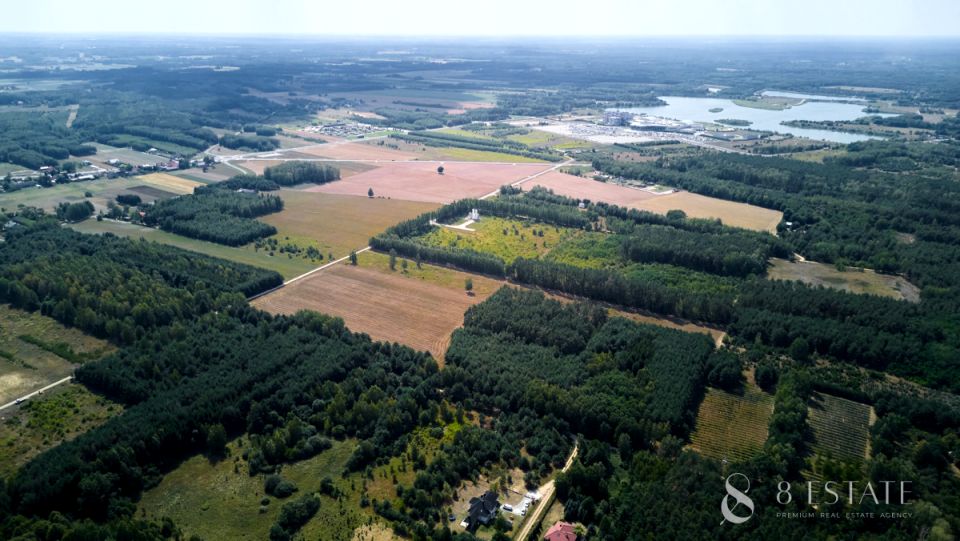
69 219 315 279
139 438 362 541
356 251 504 297
0 162 29 175
140 423 463 541
0 383 120 479
68 190 440 280
0 304 115 406
417 216 575 264
0 175 186 213
544 230 742 295
688 379 774 461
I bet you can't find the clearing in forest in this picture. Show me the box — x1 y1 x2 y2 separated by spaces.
688 378 774 462
0 304 114 406
767 258 920 302
807 392 874 462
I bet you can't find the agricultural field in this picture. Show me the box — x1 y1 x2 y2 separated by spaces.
70 219 316 279
0 172 201 214
295 140 417 161
417 216 575 264
631 191 783 233
527 171 661 206
375 137 553 163
767 258 920 302
688 378 774 461
0 304 114 406
807 392 875 462
0 383 120 478
87 143 176 167
70 192 437 279
135 172 204 194
308 161 553 203
171 166 236 183
526 171 784 234
259 190 439 262
252 252 501 362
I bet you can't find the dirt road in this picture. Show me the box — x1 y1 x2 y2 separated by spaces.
514 442 579 541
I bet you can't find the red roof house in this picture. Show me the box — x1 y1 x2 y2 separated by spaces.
544 521 577 541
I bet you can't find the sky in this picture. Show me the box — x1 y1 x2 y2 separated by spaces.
2 0 958 37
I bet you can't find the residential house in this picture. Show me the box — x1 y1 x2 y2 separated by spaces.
465 491 499 531
544 521 577 541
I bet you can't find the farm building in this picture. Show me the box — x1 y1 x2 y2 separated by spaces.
465 491 499 531
545 521 578 541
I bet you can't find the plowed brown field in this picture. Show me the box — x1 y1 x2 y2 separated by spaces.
307 161 553 203
251 264 493 362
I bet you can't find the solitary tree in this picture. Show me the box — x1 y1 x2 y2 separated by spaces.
465 278 473 295
368 187 374 198
349 250 358 265
437 165 444 175
389 249 397 271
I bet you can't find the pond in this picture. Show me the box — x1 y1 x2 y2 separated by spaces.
624 96 891 144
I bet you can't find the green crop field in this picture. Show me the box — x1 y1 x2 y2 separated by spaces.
416 216 575 264
807 392 874 462
0 383 120 478
688 380 774 461
0 304 114 406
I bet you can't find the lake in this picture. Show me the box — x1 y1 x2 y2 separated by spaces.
624 96 888 144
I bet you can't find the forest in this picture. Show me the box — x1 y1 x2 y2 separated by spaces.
143 189 283 246
369 187 960 392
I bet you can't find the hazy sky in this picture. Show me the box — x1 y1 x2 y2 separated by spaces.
2 0 958 37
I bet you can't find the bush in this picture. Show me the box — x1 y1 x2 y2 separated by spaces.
265 475 298 498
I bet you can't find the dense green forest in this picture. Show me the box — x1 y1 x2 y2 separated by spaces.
143 189 283 246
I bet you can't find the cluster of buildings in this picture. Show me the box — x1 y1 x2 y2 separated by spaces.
301 121 385 138
459 490 581 540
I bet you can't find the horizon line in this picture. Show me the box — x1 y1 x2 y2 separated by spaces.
1 32 959 40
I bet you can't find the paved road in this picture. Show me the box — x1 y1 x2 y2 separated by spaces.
0 376 73 413
514 442 579 541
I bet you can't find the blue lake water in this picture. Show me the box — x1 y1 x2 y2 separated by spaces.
624 96 889 144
